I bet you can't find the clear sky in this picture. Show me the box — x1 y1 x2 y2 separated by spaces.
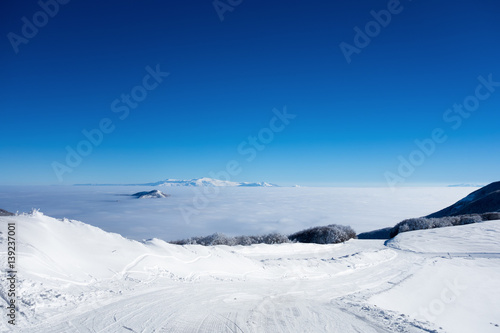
1 0 499 186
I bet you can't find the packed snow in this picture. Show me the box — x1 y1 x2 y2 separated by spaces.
387 220 500 255
371 222 500 333
1 211 499 332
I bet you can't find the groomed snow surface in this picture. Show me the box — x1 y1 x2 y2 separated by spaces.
1 212 499 332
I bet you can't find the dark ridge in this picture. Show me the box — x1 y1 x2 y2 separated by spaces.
0 209 15 216
427 181 500 218
357 227 392 240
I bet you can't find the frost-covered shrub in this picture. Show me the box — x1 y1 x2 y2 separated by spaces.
481 212 500 221
170 232 290 246
233 233 290 245
455 214 482 225
206 233 236 246
288 224 356 244
390 218 434 238
390 214 485 238
170 233 235 246
262 232 291 244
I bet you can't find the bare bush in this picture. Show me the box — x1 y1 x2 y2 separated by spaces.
170 232 290 246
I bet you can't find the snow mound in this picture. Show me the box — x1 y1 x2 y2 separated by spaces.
387 220 500 254
0 212 261 285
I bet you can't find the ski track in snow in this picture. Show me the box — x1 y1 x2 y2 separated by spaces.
1 213 499 332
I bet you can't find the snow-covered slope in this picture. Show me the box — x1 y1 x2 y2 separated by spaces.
1 212 499 332
371 221 500 333
428 181 500 217
386 220 500 254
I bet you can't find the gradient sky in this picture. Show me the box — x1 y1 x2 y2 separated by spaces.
1 0 499 186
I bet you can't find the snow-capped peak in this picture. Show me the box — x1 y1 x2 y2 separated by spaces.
74 178 279 187
132 190 169 199
153 178 279 187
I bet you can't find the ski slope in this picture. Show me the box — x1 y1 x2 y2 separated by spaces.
1 212 499 332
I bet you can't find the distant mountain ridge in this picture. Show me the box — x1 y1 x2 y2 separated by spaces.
75 177 279 187
131 190 170 199
447 183 484 187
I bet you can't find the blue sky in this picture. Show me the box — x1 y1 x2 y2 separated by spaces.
1 0 499 186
